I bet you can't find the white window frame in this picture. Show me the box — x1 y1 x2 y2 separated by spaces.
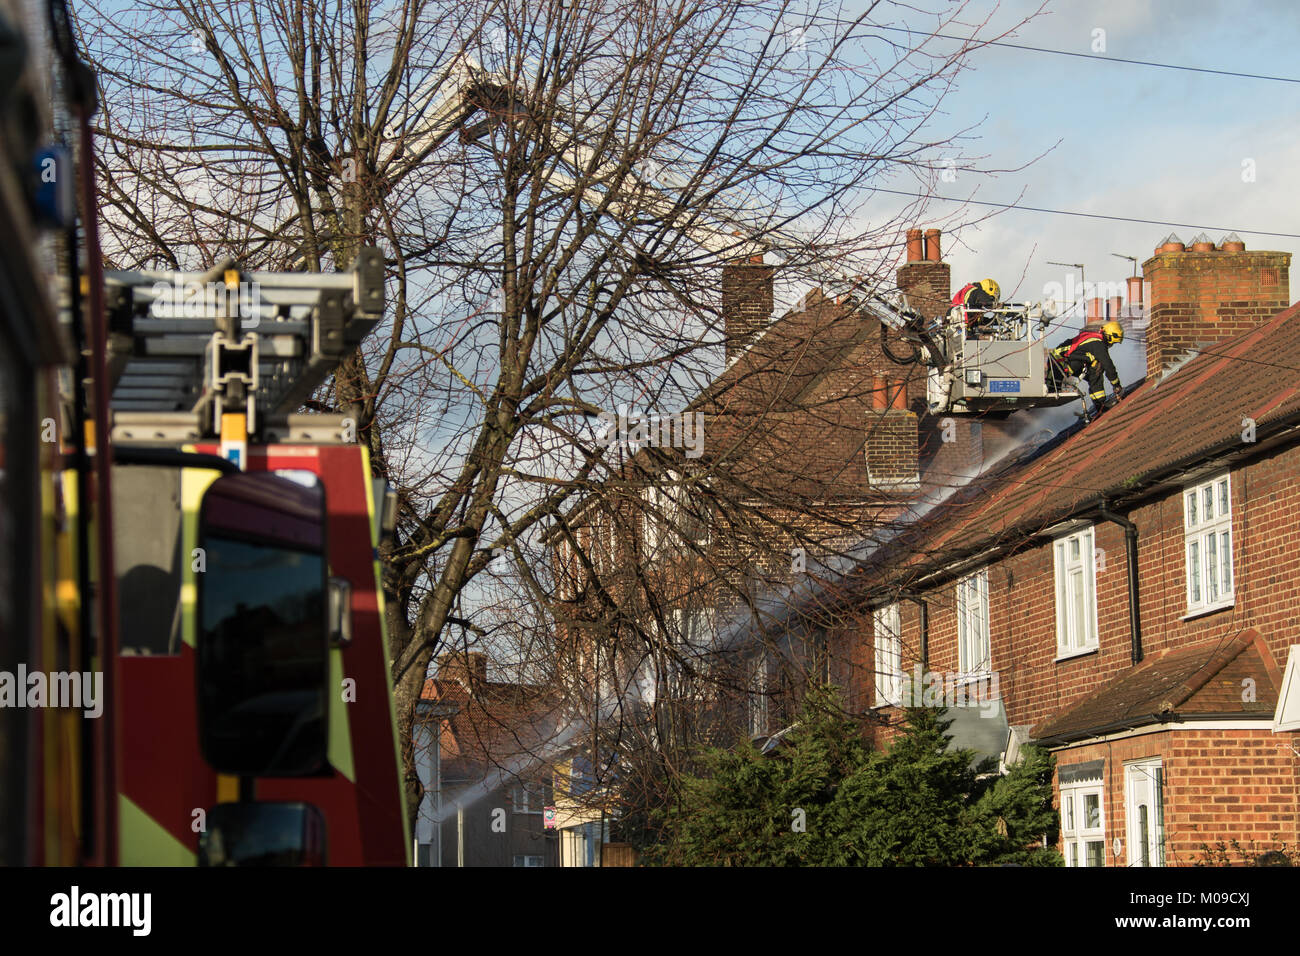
665 607 715 699
747 654 769 737
1054 526 1099 659
956 569 991 677
1125 758 1165 868
512 783 542 815
873 603 904 707
1183 472 1233 616
513 854 545 867
1060 780 1106 867
670 607 716 654
642 474 683 558
643 472 710 555
642 486 668 556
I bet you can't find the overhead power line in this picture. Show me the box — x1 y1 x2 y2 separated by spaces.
868 23 1300 85
787 12 1300 84
870 188 1300 241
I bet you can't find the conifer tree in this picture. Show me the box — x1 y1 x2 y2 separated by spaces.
647 689 1061 867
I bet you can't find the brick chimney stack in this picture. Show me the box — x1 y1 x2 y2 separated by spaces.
866 376 919 491
722 253 774 362
896 228 952 320
1143 234 1291 379
437 651 489 690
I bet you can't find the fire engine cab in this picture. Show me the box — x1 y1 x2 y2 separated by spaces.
103 252 410 865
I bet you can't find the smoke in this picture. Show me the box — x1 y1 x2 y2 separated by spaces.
419 714 587 827
710 400 1081 657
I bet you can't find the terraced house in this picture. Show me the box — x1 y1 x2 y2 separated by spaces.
828 235 1300 866
545 229 987 754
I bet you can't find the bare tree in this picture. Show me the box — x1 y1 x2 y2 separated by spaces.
78 0 1033 832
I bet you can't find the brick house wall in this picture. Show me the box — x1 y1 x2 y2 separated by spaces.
822 234 1300 860
844 442 1300 790
436 781 559 867
1055 728 1299 866
836 442 1300 860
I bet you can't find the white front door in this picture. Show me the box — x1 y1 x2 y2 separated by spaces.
1125 759 1165 867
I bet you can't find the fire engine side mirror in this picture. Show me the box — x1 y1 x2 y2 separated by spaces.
197 802 327 866
196 472 329 777
373 478 399 542
328 577 352 647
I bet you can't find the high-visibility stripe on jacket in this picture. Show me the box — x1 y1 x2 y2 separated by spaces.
1054 329 1121 393
1061 329 1105 358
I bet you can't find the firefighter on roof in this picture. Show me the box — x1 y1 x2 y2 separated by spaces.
1049 320 1125 416
952 279 1001 337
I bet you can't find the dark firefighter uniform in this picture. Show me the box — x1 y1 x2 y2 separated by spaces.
952 279 1000 336
1049 320 1124 409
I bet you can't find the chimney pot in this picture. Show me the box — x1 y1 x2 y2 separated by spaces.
1125 275 1143 308
905 229 924 263
888 377 908 410
1221 232 1246 252
872 374 888 410
923 229 942 262
1156 232 1185 255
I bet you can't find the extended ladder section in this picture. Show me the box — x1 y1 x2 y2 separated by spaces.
94 248 384 445
391 58 1086 418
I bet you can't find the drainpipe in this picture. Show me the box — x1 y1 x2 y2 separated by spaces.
1095 502 1142 665
457 803 464 867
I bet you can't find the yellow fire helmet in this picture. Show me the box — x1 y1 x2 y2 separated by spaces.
979 278 1001 300
1102 320 1124 345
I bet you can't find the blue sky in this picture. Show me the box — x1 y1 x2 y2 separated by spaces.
861 0 1300 384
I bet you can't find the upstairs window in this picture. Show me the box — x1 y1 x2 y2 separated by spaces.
665 607 715 698
956 569 990 675
511 782 543 814
873 603 903 706
1184 473 1233 615
643 473 709 556
1054 526 1099 658
642 485 674 558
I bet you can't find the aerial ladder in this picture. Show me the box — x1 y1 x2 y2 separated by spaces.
381 56 1082 417
100 248 385 450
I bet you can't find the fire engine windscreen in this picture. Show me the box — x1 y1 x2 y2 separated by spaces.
197 472 329 776
198 535 327 775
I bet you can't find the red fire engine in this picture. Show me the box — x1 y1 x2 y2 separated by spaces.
0 0 408 866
